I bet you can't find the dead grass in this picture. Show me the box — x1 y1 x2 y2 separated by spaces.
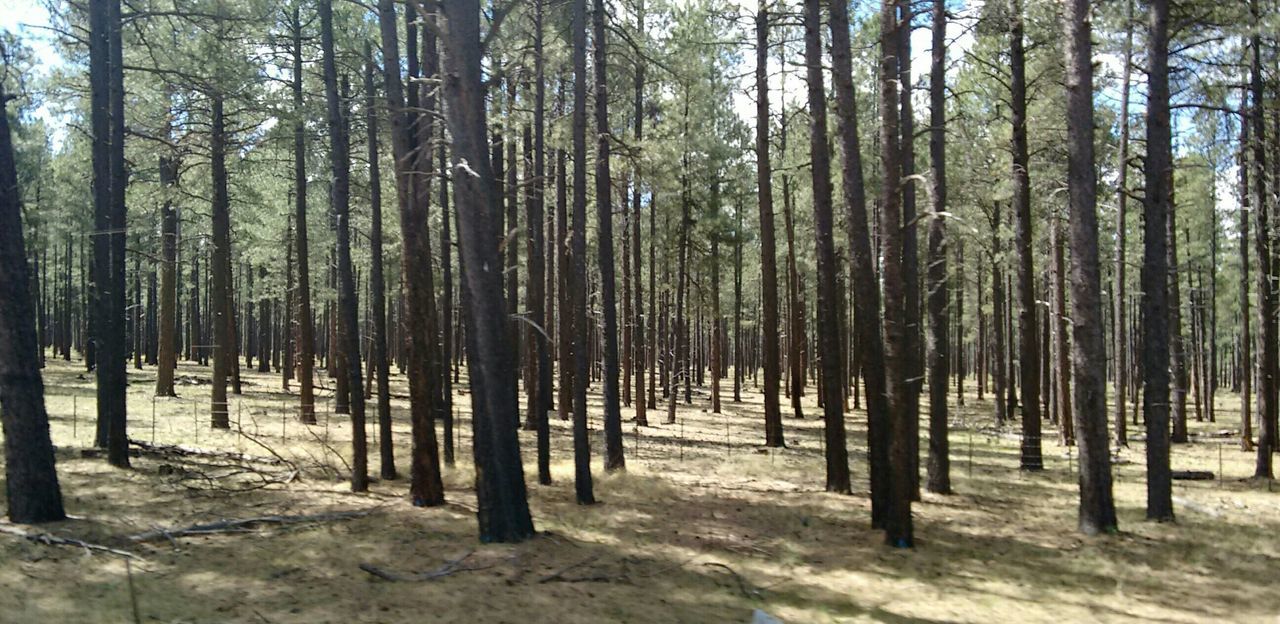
1 357 1278 623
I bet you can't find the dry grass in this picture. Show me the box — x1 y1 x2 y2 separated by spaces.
2 357 1278 623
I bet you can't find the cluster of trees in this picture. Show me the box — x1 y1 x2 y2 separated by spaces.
2 0 1278 549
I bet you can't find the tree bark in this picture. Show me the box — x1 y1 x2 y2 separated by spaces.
291 6 317 425
571 0 596 503
1010 0 1041 471
594 0 624 472
925 0 950 495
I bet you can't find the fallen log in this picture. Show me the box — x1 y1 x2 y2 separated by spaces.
1171 470 1214 481
128 510 370 542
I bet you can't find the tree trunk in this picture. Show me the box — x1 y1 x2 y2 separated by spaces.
571 0 596 503
439 0 536 542
1248 7 1275 478
1113 0 1134 447
925 0 950 495
1142 0 1175 520
756 0 784 447
291 6 316 425
0 82 67 524
320 0 367 491
802 0 850 494
633 1 648 425
594 0 624 472
364 48 395 481
529 0 551 484
155 152 179 397
377 0 444 505
879 0 914 548
1064 0 1118 534
1010 0 1042 471
1239 115 1253 452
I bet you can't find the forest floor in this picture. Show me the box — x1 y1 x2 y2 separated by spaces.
2 357 1280 623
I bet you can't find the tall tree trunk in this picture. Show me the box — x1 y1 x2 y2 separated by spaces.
376 0 444 505
1248 6 1275 479
632 0 648 425
320 0 367 491
1051 208 1073 444
925 0 950 495
365 48 395 481
1113 0 1133 446
1168 186 1188 444
291 6 317 425
594 0 624 472
897 0 922 499
756 0 784 447
0 82 66 523
90 0 129 466
528 0 551 484
1142 0 1175 520
439 0 537 541
803 0 850 494
1239 114 1253 452
1064 0 1117 534
1010 0 1042 471
992 201 1007 426
879 0 914 548
210 90 232 432
571 0 596 503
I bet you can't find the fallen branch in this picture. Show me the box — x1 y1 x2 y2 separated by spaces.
0 523 143 561
128 439 283 466
359 550 489 582
538 555 600 583
703 562 761 600
128 510 371 542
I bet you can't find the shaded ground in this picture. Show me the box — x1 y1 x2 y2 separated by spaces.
2 357 1278 623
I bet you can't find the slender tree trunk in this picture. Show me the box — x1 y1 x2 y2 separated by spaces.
594 0 624 472
1142 0 1175 520
756 1 784 447
925 0 951 495
529 0 551 484
1249 7 1275 478
633 1 648 425
1169 186 1188 444
291 6 316 425
1113 0 1133 447
320 1 367 491
365 49 395 481
1239 115 1254 452
210 91 232 433
377 0 444 505
156 152 178 397
1010 0 1042 471
571 0 597 503
803 0 850 494
1052 208 1073 444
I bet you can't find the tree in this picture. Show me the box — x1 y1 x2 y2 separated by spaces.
319 0 366 492
925 0 950 495
1009 0 1041 472
528 0 552 485
364 46 395 481
376 0 444 506
880 0 914 548
0 73 66 524
1142 0 1174 522
1112 0 1134 447
290 4 317 426
1063 0 1117 535
89 0 129 467
595 0 624 473
571 0 596 504
755 0 784 448
802 0 849 494
439 0 536 542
